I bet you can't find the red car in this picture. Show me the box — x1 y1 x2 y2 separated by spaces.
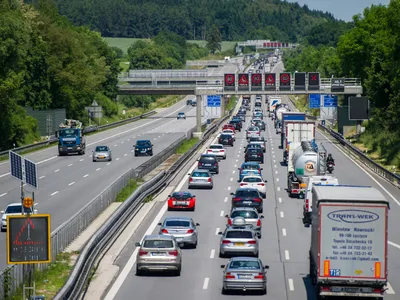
223 124 236 132
167 191 196 211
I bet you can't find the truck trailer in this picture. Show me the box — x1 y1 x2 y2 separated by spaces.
310 185 389 299
283 120 315 165
280 112 306 148
273 104 290 131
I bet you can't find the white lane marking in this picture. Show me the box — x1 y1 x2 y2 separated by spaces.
96 168 101 171
124 154 127 157
385 282 395 294
236 159 238 162
228 186 231 191
280 211 284 218
230 177 233 181
113 144 117 147
68 182 75 186
0 173 9 178
0 193 7 198
127 139 130 141
107 162 111 165
274 165 277 168
210 249 215 259
116 158 120 161
273 155 275 158
224 197 228 202
215 228 220 235
272 151 274 154
121 141 124 144
153 138 156 140
131 150 134 152
220 211 224 217
234 164 237 168
202 277 209 290
39 176 45 179
83 174 89 178
273 160 276 163
50 191 59 196
276 178 280 182
282 228 287 236
54 169 60 173
288 279 294 291
275 171 278 174
278 197 282 203
237 154 240 157
388 241 400 250
277 187 281 191
68 164 73 167
232 170 235 174
285 250 290 260
80 159 84 162
318 130 400 207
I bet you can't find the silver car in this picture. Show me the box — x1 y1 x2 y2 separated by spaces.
225 207 264 238
158 216 199 248
188 169 213 189
220 257 269 295
246 126 261 140
135 235 182 276
92 145 112 162
218 217 259 257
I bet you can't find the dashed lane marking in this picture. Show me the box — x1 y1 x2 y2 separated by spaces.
288 279 294 291
215 228 220 235
210 249 215 259
39 176 45 179
285 250 290 260
124 154 127 156
230 178 233 181
68 182 75 186
68 164 73 167
116 158 120 161
54 169 60 173
79 159 84 162
202 278 209 290
50 191 59 196
0 193 7 198
107 162 111 166
228 186 231 191
278 197 282 203
96 168 101 171
277 187 281 191
220 211 224 217
83 174 89 178
282 228 287 236
224 197 228 202
276 178 280 182
280 211 284 218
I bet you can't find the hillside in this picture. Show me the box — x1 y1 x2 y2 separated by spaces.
53 0 346 42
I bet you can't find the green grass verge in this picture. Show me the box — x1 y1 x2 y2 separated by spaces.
175 138 199 155
288 95 319 116
115 179 142 202
5 252 77 300
225 95 238 115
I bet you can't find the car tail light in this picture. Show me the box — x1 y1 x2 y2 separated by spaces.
208 178 212 182
225 272 235 279
227 218 232 225
321 286 330 292
189 178 193 183
161 229 169 233
198 162 202 167
258 153 263 157
305 199 309 211
254 273 264 279
207 149 212 152
186 229 194 234
373 288 384 293
253 198 262 203
168 250 178 256
219 150 224 152
257 183 265 186
222 240 232 244
214 163 218 166
139 250 148 256
247 240 257 244
257 219 261 226
240 183 247 186
233 197 241 201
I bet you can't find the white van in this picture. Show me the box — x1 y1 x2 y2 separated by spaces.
302 175 339 227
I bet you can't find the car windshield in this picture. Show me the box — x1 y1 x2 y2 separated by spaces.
178 112 184 115
171 192 192 199
5 205 22 214
243 177 262 183
220 134 231 139
143 240 173 248
250 137 264 142
95 146 108 152
231 210 258 218
236 190 259 197
226 231 253 239
192 171 209 177
248 127 259 131
59 128 78 137
136 141 151 147
200 156 216 162
229 260 260 269
248 144 261 148
210 145 223 149
165 220 190 227
242 164 259 170
247 149 260 153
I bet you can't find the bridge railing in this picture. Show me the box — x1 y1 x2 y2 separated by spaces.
126 69 209 78
186 60 226 66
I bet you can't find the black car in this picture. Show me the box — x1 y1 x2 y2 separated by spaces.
134 140 153 156
245 148 264 164
229 120 242 131
255 102 262 108
254 120 266 131
198 154 219 174
244 144 262 153
219 134 234 146
230 188 263 213
186 99 193 105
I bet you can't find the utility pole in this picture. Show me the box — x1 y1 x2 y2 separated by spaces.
196 94 202 133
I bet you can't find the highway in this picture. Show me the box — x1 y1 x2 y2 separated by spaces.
0 58 238 272
103 74 400 298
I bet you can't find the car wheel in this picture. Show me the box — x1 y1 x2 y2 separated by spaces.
254 252 259 258
134 154 138 157
175 266 181 276
92 159 95 162
259 208 263 213
191 206 195 212
209 185 213 189
150 152 153 156
261 287 267 295
136 267 143 276
216 170 219 174
222 287 229 295
223 156 226 160
0 228 5 232
219 251 225 258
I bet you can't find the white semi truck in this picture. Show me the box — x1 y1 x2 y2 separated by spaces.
283 120 315 165
310 185 389 299
287 140 326 197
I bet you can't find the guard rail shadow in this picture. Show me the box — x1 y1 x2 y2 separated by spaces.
0 111 157 158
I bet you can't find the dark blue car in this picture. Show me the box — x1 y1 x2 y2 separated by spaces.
134 140 153 156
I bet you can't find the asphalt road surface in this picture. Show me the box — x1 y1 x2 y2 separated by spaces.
104 97 399 300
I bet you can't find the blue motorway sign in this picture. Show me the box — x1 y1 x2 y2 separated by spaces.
323 95 338 107
207 95 221 107
309 94 320 109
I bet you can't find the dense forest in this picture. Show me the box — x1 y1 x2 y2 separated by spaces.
284 1 400 168
53 0 349 43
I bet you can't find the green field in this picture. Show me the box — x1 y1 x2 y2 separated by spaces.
103 37 238 54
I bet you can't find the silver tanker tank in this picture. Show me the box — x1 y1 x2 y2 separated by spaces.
291 141 319 180
275 105 290 122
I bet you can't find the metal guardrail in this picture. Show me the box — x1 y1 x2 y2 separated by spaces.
125 69 209 78
0 111 157 158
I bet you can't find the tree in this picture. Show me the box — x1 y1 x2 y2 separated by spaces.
206 24 221 54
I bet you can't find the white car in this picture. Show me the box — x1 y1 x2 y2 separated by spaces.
246 126 261 140
222 129 235 141
1 203 37 232
206 144 227 160
239 176 267 198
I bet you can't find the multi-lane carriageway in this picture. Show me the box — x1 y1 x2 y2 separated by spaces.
102 97 399 300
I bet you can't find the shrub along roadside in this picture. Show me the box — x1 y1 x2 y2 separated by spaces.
175 138 199 155
115 179 142 202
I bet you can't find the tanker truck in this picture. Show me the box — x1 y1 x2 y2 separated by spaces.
273 104 290 132
287 140 327 198
268 96 281 116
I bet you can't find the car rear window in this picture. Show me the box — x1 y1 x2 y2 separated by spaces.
171 192 192 199
247 148 260 153
243 177 262 183
200 156 216 162
226 231 253 239
236 190 260 197
210 145 223 149
192 172 209 177
95 146 108 151
250 137 264 142
231 210 258 218
143 239 174 248
229 260 260 269
220 134 231 139
242 164 259 170
165 220 191 227
248 127 259 131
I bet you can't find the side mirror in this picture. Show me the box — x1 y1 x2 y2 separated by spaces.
218 232 223 235
178 243 184 248
188 173 191 176
260 215 264 219
167 195 171 197
264 265 270 269
196 223 200 226
225 215 229 218
264 180 267 182
157 222 162 226
134 242 141 247
261 168 263 170
230 193 235 196
192 195 196 197
220 265 226 269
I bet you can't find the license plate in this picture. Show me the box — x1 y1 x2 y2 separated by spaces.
243 201 252 204
151 252 166 256
175 201 188 205
204 164 211 166
234 242 245 246
68 147 72 150
98 156 105 159
141 150 146 153
344 288 358 293
252 155 258 158
238 275 251 279
176 238 183 241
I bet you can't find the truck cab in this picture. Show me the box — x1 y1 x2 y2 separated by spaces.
56 119 86 156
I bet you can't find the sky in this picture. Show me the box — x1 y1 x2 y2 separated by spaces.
286 0 391 21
